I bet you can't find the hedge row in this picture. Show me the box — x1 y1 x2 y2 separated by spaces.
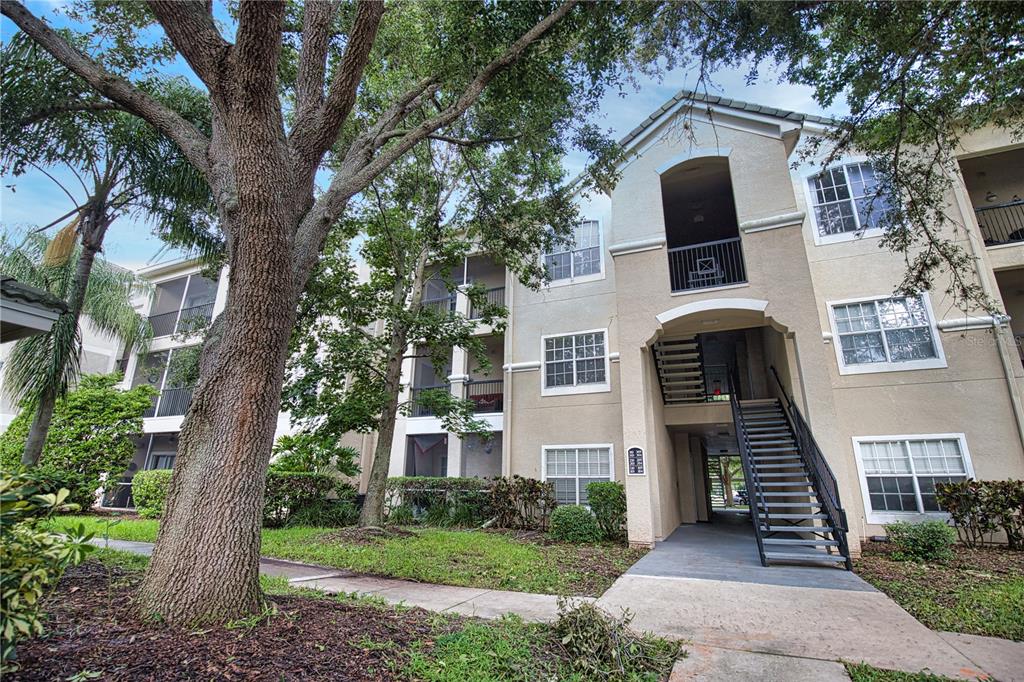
132 470 356 528
935 479 1024 549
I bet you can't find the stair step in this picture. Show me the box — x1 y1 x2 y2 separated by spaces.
745 427 791 433
757 481 811 487
748 440 795 447
759 492 816 497
764 551 847 563
762 513 829 519
757 472 810 478
752 455 801 460
763 538 839 547
762 525 835 533
759 502 821 508
753 463 805 469
749 447 798 453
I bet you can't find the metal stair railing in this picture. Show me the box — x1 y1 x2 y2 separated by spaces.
769 366 852 570
728 365 768 567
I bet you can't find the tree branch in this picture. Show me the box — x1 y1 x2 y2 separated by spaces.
147 0 231 89
2 1 212 176
291 0 579 284
233 0 288 110
290 0 384 165
293 0 340 121
16 100 123 127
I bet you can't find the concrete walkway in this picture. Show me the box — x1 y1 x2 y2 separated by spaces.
597 517 1014 680
92 538 574 622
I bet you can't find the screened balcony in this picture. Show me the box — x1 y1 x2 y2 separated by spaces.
148 273 217 337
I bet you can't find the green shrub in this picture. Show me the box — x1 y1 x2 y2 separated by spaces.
586 481 626 541
269 432 359 477
553 599 683 680
884 520 957 563
549 505 602 543
131 470 173 518
264 472 336 528
0 374 155 508
489 475 557 531
0 470 94 670
385 476 491 527
936 479 1024 549
285 498 359 528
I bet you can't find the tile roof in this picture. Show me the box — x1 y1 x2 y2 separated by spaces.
617 88 836 149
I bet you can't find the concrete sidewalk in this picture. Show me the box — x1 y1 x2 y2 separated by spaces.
92 538 574 622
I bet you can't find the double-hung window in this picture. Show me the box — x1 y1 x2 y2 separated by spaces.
542 330 609 395
807 162 892 242
543 445 613 505
829 295 944 373
854 436 972 522
544 221 602 283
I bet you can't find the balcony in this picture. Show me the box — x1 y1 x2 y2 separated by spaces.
410 385 446 417
149 302 215 337
465 379 503 413
144 386 194 418
668 237 747 293
976 200 1024 246
420 294 457 315
470 287 505 319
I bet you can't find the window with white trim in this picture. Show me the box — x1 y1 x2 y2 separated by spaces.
831 296 940 368
544 331 607 391
856 437 970 515
808 162 892 239
544 446 612 505
544 221 601 282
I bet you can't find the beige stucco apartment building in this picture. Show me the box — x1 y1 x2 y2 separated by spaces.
377 91 1024 559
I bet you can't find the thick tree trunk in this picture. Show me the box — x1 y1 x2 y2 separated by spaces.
136 238 299 625
21 387 56 466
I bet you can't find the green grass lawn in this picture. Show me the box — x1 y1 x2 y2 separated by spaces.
855 543 1024 641
55 515 645 596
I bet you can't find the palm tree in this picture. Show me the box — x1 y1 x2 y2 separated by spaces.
1 232 152 464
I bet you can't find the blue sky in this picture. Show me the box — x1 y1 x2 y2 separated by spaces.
1 1 844 271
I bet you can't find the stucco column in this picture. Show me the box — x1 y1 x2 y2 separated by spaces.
620 344 657 548
447 344 470 478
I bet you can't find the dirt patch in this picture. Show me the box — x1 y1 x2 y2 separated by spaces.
318 525 418 546
9 562 451 681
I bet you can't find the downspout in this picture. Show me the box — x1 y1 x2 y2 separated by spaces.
501 270 514 478
951 170 1024 453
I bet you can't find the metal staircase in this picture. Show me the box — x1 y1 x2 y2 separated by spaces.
653 336 706 404
729 367 852 569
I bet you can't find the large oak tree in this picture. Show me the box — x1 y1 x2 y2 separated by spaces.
1 0 635 624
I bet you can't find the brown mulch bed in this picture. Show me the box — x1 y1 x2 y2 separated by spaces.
10 562 452 681
856 541 1024 590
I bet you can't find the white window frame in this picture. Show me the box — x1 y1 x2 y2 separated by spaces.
542 219 605 288
540 327 611 396
541 443 615 506
853 433 974 525
826 293 946 375
802 157 891 246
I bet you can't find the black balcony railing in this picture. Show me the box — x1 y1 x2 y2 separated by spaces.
421 294 457 315
410 385 448 417
976 200 1024 246
667 237 747 292
149 302 215 337
470 287 506 319
144 387 194 418
465 379 503 413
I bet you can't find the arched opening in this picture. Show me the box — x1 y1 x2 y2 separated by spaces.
660 157 747 292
